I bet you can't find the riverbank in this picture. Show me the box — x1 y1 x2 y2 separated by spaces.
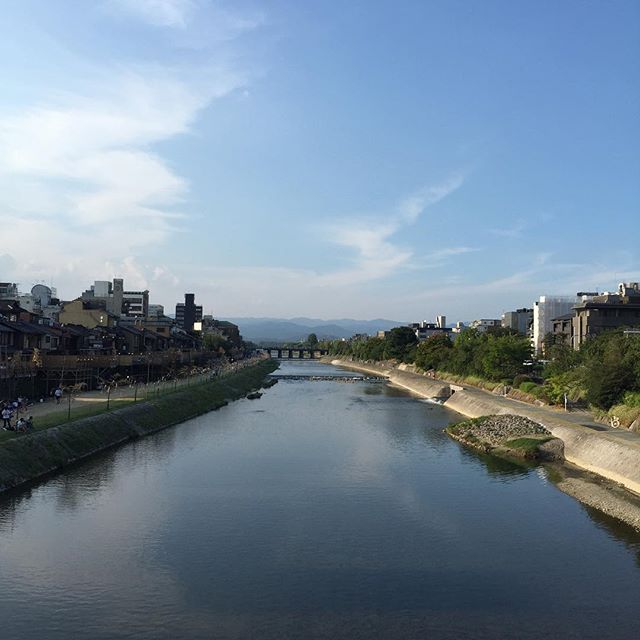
0 359 278 494
330 357 640 530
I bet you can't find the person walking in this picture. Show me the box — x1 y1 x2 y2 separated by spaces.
54 387 63 404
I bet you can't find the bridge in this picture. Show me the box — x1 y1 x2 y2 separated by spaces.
262 347 329 360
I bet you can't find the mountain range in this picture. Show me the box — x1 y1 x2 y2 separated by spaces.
220 317 405 344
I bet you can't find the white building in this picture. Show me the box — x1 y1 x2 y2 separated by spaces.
532 296 578 355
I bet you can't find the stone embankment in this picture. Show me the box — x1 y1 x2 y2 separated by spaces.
330 358 640 495
0 359 278 494
447 415 564 461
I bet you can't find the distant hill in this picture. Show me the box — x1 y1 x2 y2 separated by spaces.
221 317 405 344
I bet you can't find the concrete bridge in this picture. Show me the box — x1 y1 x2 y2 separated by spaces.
263 347 329 360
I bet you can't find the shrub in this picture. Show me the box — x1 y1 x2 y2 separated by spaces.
622 391 640 407
513 374 533 388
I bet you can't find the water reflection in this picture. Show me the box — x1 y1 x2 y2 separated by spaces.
456 445 535 478
0 359 639 640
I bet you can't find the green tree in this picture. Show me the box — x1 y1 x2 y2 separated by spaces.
478 333 532 381
307 333 319 347
447 328 485 375
414 334 453 371
383 327 418 362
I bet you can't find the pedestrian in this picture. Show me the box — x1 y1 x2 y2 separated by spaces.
54 387 63 404
2 406 12 430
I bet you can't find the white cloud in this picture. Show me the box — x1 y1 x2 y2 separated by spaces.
0 63 247 293
397 174 464 223
106 0 265 44
108 0 196 28
488 220 526 239
317 176 466 287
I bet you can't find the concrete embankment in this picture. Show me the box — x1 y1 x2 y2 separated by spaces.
329 359 451 400
331 358 640 496
0 360 278 494
445 389 640 496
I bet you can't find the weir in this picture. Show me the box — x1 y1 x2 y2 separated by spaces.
271 374 386 382
263 348 329 360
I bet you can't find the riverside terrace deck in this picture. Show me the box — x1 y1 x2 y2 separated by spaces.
263 347 329 359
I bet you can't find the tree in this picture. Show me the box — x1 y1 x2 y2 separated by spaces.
414 334 453 371
307 333 319 347
447 328 485 375
478 333 532 381
543 333 579 378
383 327 418 362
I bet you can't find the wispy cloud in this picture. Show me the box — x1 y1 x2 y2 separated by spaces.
106 0 264 43
318 176 466 286
397 174 464 223
488 220 526 238
107 0 196 28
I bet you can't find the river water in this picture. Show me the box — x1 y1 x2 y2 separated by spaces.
1 360 640 639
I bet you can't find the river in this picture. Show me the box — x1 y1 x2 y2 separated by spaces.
1 360 639 639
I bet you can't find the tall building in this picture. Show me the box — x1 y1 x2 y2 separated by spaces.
532 296 578 355
175 293 202 331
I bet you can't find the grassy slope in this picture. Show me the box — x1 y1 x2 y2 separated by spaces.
0 359 278 492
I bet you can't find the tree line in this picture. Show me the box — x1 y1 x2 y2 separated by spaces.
322 327 640 411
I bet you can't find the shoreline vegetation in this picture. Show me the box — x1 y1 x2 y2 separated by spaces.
320 327 640 431
0 359 278 495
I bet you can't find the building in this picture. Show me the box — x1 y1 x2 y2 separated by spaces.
201 316 242 346
82 278 149 319
469 318 501 333
532 296 579 355
571 282 640 349
550 313 573 346
0 283 19 299
122 290 149 318
409 318 453 341
175 293 202 332
148 304 165 318
501 308 533 335
59 298 118 329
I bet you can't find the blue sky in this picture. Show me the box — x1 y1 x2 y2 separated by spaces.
0 0 638 321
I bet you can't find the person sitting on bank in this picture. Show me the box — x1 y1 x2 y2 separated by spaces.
15 416 33 432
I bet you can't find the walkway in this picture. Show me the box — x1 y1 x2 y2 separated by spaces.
13 358 266 426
